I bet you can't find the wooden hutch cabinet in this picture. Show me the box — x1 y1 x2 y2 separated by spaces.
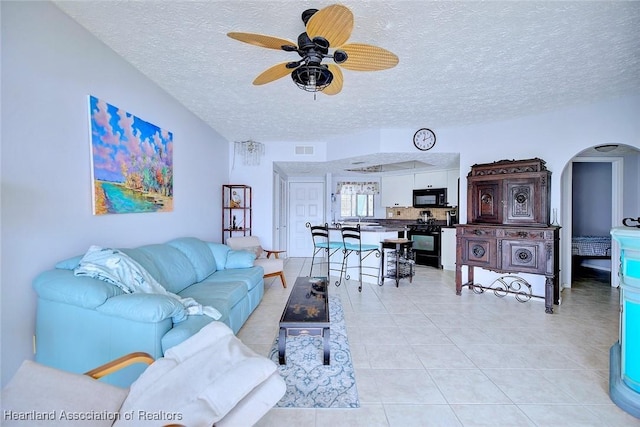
456 158 560 313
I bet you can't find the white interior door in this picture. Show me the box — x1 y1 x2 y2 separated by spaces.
278 174 288 253
288 181 325 257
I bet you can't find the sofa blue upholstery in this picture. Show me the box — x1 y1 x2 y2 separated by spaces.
32 237 264 387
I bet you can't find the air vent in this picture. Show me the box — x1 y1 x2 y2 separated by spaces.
295 145 314 155
346 160 433 174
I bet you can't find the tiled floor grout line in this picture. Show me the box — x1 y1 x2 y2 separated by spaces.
249 257 638 426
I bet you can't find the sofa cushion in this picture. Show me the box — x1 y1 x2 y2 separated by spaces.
96 293 187 323
179 281 247 312
167 237 217 281
203 267 264 293
207 242 231 270
225 250 256 269
161 315 215 353
136 244 198 294
55 254 83 270
120 247 166 285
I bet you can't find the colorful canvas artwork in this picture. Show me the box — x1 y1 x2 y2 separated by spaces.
88 96 173 214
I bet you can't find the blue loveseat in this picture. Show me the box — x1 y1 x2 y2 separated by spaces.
32 237 264 386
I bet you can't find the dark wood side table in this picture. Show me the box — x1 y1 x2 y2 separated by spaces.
278 276 330 365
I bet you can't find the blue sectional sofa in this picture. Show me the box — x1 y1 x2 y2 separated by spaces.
32 237 265 387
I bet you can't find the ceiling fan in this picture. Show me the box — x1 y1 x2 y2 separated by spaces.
227 4 399 95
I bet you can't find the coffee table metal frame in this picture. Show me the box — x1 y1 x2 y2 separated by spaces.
278 276 330 365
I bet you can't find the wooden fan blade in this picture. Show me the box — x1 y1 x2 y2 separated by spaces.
227 32 296 50
306 4 353 48
252 62 292 85
323 65 343 95
339 43 399 71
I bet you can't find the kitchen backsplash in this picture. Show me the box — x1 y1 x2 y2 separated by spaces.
385 206 457 221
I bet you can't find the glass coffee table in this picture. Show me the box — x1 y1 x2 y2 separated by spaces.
278 276 330 365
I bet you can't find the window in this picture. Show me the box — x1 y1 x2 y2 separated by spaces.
340 194 374 217
336 181 379 218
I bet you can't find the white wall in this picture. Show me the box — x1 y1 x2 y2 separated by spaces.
0 1 229 385
573 163 613 236
234 95 640 241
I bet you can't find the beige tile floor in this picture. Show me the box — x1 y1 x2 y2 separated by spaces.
238 258 640 426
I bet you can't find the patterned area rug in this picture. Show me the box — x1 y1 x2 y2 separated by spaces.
268 295 360 408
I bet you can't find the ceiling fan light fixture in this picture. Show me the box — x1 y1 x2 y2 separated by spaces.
291 64 333 92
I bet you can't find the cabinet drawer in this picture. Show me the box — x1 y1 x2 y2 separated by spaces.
459 226 497 237
500 239 548 274
499 228 548 240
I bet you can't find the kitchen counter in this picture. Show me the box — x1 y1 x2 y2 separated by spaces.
327 227 405 284
329 224 408 233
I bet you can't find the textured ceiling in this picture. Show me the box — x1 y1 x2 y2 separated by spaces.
53 1 640 174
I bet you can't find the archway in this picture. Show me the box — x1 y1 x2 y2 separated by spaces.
560 144 640 291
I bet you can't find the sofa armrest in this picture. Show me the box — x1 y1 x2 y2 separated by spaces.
33 269 123 309
96 294 186 323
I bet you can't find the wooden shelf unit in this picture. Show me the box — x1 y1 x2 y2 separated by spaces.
222 184 252 242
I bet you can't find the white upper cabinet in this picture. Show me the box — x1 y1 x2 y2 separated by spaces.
414 171 448 189
380 169 460 207
414 169 459 206
381 174 414 207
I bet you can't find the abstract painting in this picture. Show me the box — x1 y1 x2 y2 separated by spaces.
88 95 173 214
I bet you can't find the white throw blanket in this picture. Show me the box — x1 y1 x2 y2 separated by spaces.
74 245 221 321
114 321 281 426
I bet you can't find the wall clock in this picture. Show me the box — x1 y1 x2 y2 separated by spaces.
413 128 436 151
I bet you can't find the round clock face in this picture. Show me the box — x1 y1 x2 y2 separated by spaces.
413 128 436 151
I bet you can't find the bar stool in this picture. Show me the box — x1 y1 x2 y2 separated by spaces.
337 224 381 292
306 222 344 279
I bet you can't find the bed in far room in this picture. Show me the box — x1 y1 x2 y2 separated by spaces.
571 235 612 271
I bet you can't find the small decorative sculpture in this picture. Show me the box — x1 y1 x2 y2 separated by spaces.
230 191 242 208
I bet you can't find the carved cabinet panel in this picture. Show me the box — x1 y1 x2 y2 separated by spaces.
461 238 494 268
500 239 547 275
469 180 502 224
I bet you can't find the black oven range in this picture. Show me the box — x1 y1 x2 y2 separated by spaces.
407 222 442 268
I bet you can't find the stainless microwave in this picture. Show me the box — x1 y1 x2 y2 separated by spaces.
413 188 447 208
